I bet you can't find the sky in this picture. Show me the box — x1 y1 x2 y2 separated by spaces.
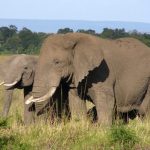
0 0 149 23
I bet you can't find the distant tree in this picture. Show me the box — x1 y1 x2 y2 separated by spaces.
0 26 49 54
129 30 139 36
77 29 96 35
100 28 128 39
9 25 17 36
113 28 128 38
4 35 21 51
57 28 74 34
143 33 150 39
0 32 3 45
0 27 11 43
19 27 36 49
0 25 150 54
37 32 49 44
100 28 114 39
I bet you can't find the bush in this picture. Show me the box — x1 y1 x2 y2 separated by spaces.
0 117 9 128
0 134 32 150
109 125 139 149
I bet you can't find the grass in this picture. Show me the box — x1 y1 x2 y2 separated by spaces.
0 87 150 150
0 116 150 150
0 55 150 149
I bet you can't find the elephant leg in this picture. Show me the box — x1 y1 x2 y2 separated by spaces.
69 88 87 120
24 86 35 125
2 89 13 117
118 112 129 124
90 84 115 126
139 83 150 120
87 106 98 122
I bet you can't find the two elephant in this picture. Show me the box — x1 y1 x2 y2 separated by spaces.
0 55 70 124
25 33 150 125
1 33 150 126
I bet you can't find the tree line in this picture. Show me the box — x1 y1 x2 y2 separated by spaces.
0 25 48 54
0 25 150 54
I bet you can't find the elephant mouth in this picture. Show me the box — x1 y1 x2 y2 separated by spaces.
25 87 57 104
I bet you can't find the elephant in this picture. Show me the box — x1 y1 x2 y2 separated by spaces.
0 54 38 124
26 33 150 125
0 54 72 124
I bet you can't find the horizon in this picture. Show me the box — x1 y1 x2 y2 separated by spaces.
0 19 150 33
1 18 150 24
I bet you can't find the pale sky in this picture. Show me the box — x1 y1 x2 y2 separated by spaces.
0 0 149 23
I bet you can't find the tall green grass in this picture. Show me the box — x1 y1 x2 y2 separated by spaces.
0 86 150 150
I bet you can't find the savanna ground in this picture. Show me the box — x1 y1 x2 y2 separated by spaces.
0 55 150 150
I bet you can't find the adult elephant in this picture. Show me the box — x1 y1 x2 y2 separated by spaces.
0 54 38 124
26 33 150 125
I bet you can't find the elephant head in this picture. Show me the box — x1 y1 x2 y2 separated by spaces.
26 33 104 104
1 54 38 89
0 54 38 118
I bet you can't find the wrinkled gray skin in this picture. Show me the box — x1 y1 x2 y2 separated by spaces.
27 33 150 125
0 54 38 124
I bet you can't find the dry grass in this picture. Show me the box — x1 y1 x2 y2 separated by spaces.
0 55 150 149
0 85 150 149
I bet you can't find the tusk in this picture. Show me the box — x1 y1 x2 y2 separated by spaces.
4 81 18 87
0 82 4 86
25 96 34 104
25 87 56 105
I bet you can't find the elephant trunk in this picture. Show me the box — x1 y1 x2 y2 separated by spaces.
2 89 13 117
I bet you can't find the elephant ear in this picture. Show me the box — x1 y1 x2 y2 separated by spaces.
73 36 104 86
22 67 35 86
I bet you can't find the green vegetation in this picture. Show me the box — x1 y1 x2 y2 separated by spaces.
0 25 49 54
0 79 150 150
0 25 150 54
0 113 150 149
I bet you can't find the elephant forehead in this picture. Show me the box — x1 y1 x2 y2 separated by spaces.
44 35 65 47
42 34 76 51
9 56 27 66
41 45 70 60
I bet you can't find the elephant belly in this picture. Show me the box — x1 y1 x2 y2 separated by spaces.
115 76 149 113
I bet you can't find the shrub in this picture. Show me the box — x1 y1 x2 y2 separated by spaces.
109 125 139 149
0 117 9 128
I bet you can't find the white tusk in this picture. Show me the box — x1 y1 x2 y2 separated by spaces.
25 96 34 104
4 81 18 87
0 82 4 86
25 87 56 105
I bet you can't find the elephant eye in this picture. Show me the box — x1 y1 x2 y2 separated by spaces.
53 59 60 64
24 66 28 69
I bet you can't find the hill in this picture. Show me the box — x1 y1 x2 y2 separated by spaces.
0 19 150 33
